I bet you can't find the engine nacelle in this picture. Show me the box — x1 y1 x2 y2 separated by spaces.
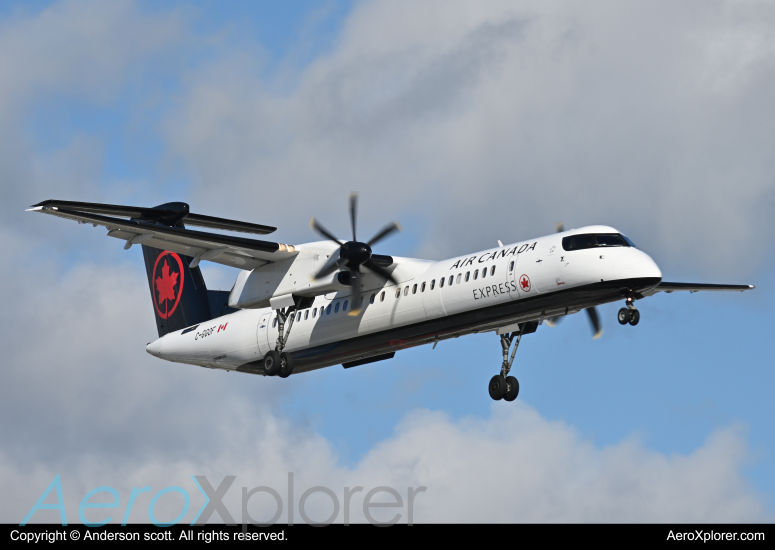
228 243 348 309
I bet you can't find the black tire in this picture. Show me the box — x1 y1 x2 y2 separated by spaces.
278 352 294 378
504 376 520 402
628 309 640 326
489 375 507 401
618 308 630 325
263 350 282 376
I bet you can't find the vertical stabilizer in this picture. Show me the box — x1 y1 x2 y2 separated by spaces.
141 245 213 337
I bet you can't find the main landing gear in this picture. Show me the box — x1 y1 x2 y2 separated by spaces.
263 307 297 377
617 296 640 326
489 328 524 402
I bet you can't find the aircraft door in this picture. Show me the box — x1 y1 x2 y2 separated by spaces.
256 312 272 357
507 255 521 299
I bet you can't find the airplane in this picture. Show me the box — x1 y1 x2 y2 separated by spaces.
28 196 754 401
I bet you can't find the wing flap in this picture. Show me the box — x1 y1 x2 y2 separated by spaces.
30 206 297 269
31 199 277 235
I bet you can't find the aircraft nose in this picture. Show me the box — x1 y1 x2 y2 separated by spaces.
638 249 662 280
146 338 164 358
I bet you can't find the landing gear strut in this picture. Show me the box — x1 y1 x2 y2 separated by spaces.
617 296 640 326
489 328 523 402
263 306 297 377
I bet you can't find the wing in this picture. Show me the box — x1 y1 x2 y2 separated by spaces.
29 204 297 270
643 282 754 296
31 199 276 235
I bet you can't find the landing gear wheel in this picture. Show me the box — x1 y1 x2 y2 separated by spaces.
617 308 630 325
504 376 520 402
489 375 508 401
628 309 640 326
278 352 294 378
263 350 282 376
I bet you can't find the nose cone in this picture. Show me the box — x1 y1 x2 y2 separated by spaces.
638 249 662 280
146 337 164 358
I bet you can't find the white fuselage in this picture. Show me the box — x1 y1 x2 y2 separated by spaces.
145 226 662 374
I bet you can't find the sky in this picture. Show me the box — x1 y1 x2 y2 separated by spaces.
1 0 774 524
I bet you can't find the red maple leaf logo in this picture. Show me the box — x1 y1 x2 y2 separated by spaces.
519 275 531 291
155 260 179 307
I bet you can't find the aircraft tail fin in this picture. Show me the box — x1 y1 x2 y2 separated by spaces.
141 246 237 337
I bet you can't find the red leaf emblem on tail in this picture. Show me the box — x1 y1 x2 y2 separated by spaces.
152 251 185 319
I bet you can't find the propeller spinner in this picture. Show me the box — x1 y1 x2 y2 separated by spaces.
310 193 401 316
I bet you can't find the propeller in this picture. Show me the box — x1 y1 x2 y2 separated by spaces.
545 220 602 339
310 193 402 316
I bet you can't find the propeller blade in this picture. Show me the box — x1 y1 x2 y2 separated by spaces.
349 192 358 242
545 316 562 328
586 307 603 339
312 250 344 280
348 270 362 316
366 221 402 247
310 217 344 246
555 221 564 233
362 259 398 285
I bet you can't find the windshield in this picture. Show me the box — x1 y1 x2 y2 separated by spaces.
562 233 634 251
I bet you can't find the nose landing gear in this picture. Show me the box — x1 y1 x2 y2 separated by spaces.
617 296 640 326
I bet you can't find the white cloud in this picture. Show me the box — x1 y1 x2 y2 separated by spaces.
164 0 775 277
3 403 768 524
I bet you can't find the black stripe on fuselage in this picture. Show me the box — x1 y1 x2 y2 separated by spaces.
237 276 661 376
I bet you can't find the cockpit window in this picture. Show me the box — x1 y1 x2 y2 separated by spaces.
562 233 633 251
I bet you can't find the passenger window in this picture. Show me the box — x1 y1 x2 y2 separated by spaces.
335 302 340 313
440 278 445 288
456 274 461 284
482 267 487 279
465 271 470 282
326 305 331 315
320 306 325 317
404 286 409 296
509 261 514 272
370 293 375 304
431 279 435 290
421 282 426 292
297 312 302 322
448 276 454 286
396 288 401 298
305 310 309 320
474 269 479 280
273 317 277 328
312 308 317 318
412 284 417 294
491 266 495 276
380 291 385 302
343 300 348 311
